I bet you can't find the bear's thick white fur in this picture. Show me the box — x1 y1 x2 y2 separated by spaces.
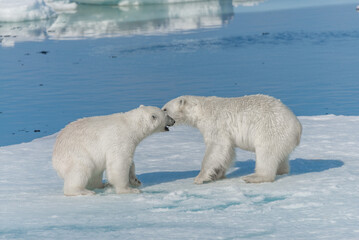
52 106 175 196
162 95 302 184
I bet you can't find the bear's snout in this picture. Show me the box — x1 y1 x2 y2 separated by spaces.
164 116 175 131
167 116 175 126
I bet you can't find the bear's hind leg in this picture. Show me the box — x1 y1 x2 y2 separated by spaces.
63 169 95 196
241 148 278 183
106 151 140 194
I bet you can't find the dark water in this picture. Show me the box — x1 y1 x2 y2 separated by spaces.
1 1 359 146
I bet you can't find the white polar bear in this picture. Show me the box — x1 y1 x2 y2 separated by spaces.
52 105 175 196
162 94 302 184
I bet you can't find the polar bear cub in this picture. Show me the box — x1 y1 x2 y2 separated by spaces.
162 95 302 184
52 105 175 196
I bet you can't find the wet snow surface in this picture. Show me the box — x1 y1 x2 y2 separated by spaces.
1 115 359 239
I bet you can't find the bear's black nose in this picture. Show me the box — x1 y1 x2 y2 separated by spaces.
167 116 175 126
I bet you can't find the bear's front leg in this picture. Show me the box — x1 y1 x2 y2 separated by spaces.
106 150 141 194
194 142 235 184
129 162 141 187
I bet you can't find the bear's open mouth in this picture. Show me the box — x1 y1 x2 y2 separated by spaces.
164 117 175 131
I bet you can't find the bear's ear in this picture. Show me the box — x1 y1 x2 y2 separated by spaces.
179 98 186 107
139 105 145 108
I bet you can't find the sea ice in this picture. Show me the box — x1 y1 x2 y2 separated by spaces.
0 116 358 239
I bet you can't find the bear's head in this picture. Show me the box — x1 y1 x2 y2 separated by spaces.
162 96 198 126
138 105 175 133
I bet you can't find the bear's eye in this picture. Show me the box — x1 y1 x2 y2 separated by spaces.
163 108 167 112
152 115 157 120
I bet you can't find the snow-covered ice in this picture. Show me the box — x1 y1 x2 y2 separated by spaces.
1 115 358 239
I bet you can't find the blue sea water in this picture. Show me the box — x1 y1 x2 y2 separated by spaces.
0 0 359 146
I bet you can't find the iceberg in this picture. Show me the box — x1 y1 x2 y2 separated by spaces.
1 0 262 46
0 0 56 22
47 1 234 40
74 0 214 5
45 0 77 12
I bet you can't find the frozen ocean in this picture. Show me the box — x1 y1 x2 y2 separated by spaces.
1 0 359 239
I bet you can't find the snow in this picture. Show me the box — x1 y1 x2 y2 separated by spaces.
1 115 359 239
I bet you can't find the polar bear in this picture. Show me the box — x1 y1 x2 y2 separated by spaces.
162 94 302 184
52 106 175 196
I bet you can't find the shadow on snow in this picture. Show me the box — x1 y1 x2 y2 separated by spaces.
138 159 344 187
